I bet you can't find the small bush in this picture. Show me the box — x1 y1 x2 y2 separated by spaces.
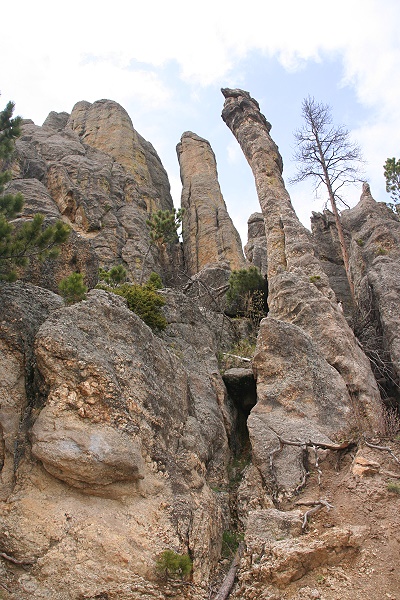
98 264 127 287
226 266 267 322
221 530 244 559
356 238 365 247
155 549 192 580
98 282 167 331
309 275 321 283
387 481 400 494
147 271 163 289
59 272 87 305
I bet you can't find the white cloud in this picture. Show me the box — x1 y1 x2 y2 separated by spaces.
2 0 399 231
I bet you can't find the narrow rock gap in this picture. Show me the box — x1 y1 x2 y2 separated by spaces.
222 368 257 533
223 369 257 457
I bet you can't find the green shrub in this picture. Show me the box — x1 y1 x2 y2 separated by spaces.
98 264 127 287
155 549 192 580
309 275 321 283
221 530 244 559
387 481 400 494
59 272 87 305
98 282 167 331
147 271 163 289
226 266 267 322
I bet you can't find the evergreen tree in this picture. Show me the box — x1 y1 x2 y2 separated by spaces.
58 272 87 305
0 99 70 281
383 157 400 214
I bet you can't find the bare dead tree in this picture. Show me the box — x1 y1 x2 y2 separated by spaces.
291 97 364 301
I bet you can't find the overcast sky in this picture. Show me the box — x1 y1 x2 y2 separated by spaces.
2 0 399 244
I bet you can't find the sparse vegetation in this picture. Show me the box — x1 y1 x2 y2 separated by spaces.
58 272 87 305
309 275 321 283
226 266 267 323
98 264 127 287
386 481 400 495
221 530 244 559
383 157 400 214
155 549 192 580
0 100 70 281
97 278 167 331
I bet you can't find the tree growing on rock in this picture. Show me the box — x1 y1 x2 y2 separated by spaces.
383 157 400 214
59 272 87 305
0 99 70 281
291 96 364 301
140 207 184 283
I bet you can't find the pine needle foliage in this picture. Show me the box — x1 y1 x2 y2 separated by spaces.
155 549 192 580
226 266 267 322
98 264 127 287
146 208 184 246
58 272 87 305
0 99 70 281
97 271 167 331
383 157 400 214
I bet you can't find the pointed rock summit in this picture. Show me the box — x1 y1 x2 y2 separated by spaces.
177 131 245 275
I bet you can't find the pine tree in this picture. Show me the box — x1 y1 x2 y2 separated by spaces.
0 99 70 281
383 157 400 214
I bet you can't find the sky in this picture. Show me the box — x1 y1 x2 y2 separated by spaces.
2 0 399 245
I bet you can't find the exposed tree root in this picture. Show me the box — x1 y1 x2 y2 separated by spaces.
364 439 400 464
0 551 35 566
213 542 244 600
295 499 334 531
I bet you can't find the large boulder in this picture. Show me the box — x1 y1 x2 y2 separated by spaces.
0 286 231 598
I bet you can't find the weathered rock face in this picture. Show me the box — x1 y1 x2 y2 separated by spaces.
311 209 353 318
0 284 232 598
221 88 382 439
13 103 176 287
68 99 174 213
342 184 400 404
244 212 268 277
251 317 351 493
0 283 63 501
177 131 245 275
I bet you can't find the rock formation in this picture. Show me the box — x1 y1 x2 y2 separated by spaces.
177 131 245 276
0 284 233 598
13 102 176 288
313 184 400 410
221 88 382 451
68 99 173 213
244 212 268 277
1 94 400 600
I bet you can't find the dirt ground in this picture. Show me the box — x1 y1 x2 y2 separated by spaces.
277 439 400 600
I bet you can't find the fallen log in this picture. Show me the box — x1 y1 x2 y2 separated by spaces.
214 542 244 600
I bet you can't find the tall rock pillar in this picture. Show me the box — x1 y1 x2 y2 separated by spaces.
177 131 246 276
221 88 381 433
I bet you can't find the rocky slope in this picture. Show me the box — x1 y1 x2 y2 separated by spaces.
0 92 399 600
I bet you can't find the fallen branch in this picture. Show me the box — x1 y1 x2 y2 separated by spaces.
0 551 35 566
221 353 251 363
0 580 11 592
276 436 352 452
364 439 400 464
214 542 244 600
296 500 334 531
